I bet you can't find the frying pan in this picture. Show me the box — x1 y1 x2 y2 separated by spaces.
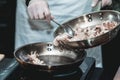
14 42 86 72
54 10 120 49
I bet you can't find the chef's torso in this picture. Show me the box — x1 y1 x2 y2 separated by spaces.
48 0 92 23
15 0 92 48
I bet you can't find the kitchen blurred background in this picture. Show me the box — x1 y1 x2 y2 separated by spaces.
0 0 16 58
0 0 120 80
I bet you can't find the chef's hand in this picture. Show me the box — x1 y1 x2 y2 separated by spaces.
27 0 53 23
92 0 112 8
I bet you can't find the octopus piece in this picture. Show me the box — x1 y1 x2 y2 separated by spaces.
27 51 46 65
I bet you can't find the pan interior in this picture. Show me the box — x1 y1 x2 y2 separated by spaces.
17 51 84 66
14 42 85 66
37 55 75 65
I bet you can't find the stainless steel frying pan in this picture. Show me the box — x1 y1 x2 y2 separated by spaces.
54 10 120 49
14 42 86 72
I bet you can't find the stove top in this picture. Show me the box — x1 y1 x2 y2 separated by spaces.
0 57 103 80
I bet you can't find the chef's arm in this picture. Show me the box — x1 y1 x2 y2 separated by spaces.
113 66 120 80
92 0 112 7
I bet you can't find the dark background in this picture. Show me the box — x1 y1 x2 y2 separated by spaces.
0 0 16 58
101 0 120 80
0 0 119 80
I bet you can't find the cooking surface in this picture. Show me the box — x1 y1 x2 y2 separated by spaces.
0 57 103 80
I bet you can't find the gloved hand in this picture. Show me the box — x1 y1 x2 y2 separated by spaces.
27 0 53 23
92 0 112 8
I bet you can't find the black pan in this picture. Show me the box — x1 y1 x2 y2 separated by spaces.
14 42 86 72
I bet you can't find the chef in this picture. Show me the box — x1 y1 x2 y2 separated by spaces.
15 0 112 68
